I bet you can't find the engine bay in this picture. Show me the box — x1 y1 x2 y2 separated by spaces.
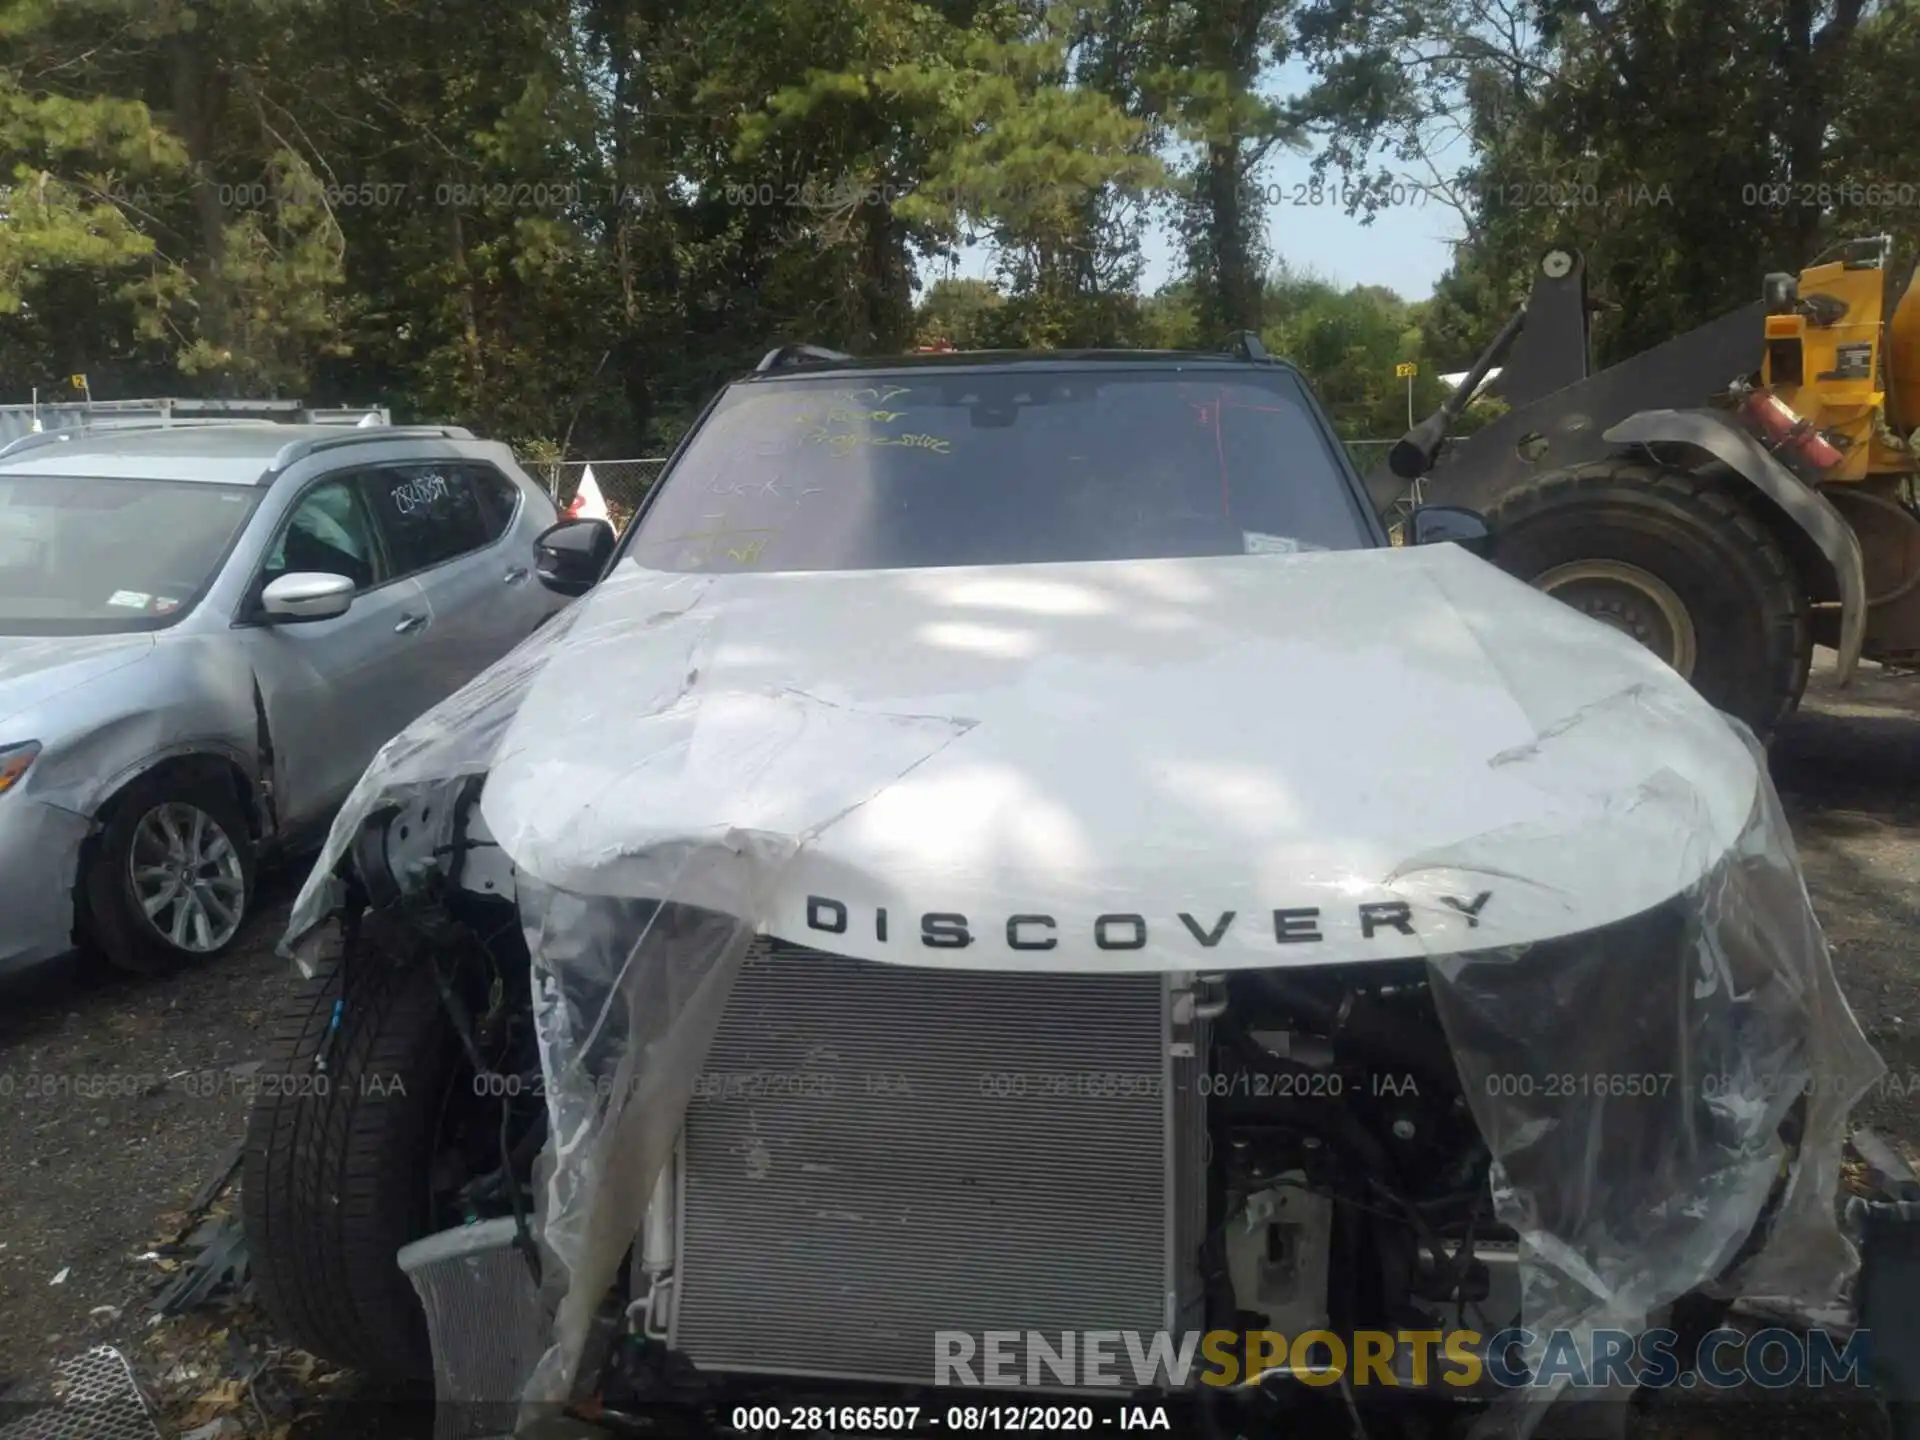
415 880 1529 1427
269 678 1883 1440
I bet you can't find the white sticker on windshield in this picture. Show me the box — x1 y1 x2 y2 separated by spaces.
152 596 182 614
107 590 151 608
1243 532 1304 555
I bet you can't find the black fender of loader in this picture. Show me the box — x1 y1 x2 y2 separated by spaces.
1603 408 1867 684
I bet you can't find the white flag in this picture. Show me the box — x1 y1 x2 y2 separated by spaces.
565 464 612 523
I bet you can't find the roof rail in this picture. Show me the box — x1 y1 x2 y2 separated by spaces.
0 397 393 451
128 398 391 425
1225 331 1271 362
61 417 316 435
267 425 476 475
0 429 79 460
0 415 442 465
160 399 311 419
755 343 854 373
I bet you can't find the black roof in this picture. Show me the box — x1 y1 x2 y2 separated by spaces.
741 346 1303 381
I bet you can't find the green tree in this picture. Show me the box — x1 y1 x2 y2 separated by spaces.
915 275 1008 347
1139 277 1202 347
1292 0 1911 365
1148 0 1301 339
0 0 362 395
884 6 1168 347
0 0 189 390
1262 263 1439 437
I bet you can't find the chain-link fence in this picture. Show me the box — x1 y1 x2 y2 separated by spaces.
1342 438 1395 470
527 458 668 529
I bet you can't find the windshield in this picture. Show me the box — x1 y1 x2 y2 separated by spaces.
626 367 1375 573
0 473 260 634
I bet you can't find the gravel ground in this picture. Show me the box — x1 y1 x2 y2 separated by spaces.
1634 658 1920 1440
0 864 303 1396
0 653 1915 1437
1771 659 1920 1145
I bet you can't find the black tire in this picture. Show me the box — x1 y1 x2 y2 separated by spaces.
241 928 466 1380
1486 459 1811 738
83 768 256 975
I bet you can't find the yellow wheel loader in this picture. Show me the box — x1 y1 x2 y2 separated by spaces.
1381 235 1920 738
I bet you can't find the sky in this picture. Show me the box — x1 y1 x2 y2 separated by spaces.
936 59 1468 304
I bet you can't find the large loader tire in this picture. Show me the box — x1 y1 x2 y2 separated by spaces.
1486 459 1811 738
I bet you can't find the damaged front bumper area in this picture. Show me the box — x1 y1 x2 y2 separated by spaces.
279 572 1886 1437
0 796 92 973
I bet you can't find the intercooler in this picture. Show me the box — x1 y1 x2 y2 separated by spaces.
667 941 1208 1387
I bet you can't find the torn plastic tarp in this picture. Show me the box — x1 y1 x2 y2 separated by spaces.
285 561 980 1411
1415 706 1883 1437
493 676 978 1408
284 594 590 962
281 546 1881 1431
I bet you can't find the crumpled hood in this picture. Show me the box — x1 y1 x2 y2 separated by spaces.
0 633 155 729
478 544 1762 969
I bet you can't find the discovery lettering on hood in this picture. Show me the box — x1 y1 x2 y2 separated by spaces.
801 892 1496 951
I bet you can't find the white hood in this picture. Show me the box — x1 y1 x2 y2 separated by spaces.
479 544 1762 971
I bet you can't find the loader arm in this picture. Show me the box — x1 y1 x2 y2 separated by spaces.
1376 246 1876 720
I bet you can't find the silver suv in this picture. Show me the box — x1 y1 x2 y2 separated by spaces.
0 419 564 974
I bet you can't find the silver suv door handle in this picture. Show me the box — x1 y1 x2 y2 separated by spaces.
394 612 429 635
503 566 530 584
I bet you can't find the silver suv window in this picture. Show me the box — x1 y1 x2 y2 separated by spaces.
262 478 382 592
357 464 494 577
0 472 261 633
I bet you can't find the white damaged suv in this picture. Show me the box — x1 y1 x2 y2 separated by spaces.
242 346 1882 1436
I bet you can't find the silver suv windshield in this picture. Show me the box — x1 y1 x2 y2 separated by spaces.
627 366 1376 573
0 473 260 634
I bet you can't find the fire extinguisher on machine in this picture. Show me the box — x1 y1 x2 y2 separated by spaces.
1739 385 1845 470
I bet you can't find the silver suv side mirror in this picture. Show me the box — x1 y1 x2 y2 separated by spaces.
261 571 356 622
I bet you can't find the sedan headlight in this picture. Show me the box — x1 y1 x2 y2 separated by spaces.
0 741 41 797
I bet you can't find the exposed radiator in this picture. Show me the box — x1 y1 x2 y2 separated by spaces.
398 1218 550 1440
669 943 1206 1387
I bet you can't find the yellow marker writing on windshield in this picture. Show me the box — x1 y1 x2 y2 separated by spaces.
811 429 952 458
725 538 768 565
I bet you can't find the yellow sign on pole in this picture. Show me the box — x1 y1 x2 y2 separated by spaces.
1394 362 1418 378
69 374 87 390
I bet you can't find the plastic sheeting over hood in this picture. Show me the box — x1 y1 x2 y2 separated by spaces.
475 545 1761 968
283 545 1881 1438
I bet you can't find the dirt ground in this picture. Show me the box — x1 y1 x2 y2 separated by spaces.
0 653 1915 1437
1769 659 1920 1146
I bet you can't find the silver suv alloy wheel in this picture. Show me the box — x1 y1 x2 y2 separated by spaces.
128 800 248 952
